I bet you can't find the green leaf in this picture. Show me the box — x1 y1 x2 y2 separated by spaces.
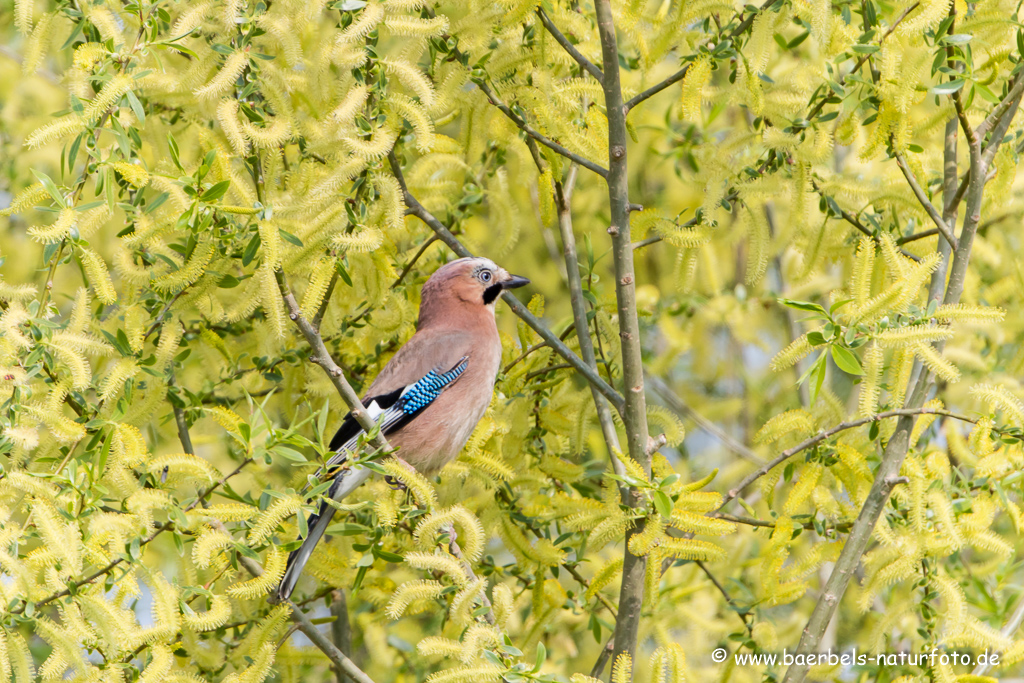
274 446 307 462
31 170 66 208
932 79 965 95
850 44 880 54
278 228 303 247
200 181 231 202
167 134 182 171
806 331 827 346
374 549 404 563
533 643 546 673
778 298 829 318
653 490 673 519
125 89 145 126
811 353 827 402
830 345 864 376
941 33 973 44
242 233 262 267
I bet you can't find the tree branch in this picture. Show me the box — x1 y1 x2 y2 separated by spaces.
718 407 978 513
976 73 1024 143
331 590 352 683
536 7 603 81
782 87 1021 682
553 165 626 477
624 0 777 112
387 150 625 415
286 599 379 683
894 152 957 249
475 79 608 177
594 0 652 673
275 271 391 448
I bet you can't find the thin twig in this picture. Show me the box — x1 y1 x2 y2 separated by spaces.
718 407 978 512
553 164 626 477
894 152 957 249
624 0 777 112
896 227 939 245
536 7 603 81
286 599 379 683
594 0 652 671
276 270 391 449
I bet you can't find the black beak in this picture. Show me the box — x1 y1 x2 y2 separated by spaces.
502 275 530 290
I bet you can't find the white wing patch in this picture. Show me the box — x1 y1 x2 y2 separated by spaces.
366 400 384 419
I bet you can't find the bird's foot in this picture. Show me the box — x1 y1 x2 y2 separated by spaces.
384 475 407 491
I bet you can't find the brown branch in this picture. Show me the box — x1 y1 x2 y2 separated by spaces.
536 7 603 81
718 407 978 513
594 0 652 672
976 73 1024 143
896 227 939 245
893 152 957 249
286 599 379 683
624 0 777 112
475 79 608 177
275 271 391 449
553 164 626 477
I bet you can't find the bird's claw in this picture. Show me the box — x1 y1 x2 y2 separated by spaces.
384 475 407 491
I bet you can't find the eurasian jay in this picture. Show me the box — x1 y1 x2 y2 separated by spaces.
276 256 529 601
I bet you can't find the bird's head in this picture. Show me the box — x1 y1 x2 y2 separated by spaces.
418 257 529 325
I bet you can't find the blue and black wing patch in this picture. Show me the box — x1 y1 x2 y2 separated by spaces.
324 356 469 467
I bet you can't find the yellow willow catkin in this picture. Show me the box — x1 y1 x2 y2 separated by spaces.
217 99 249 155
226 548 287 599
875 325 954 348
680 56 712 122
193 528 234 568
242 116 293 149
414 506 485 561
195 51 248 101
247 495 303 546
85 74 133 121
21 12 54 74
404 551 469 587
913 343 960 383
98 358 139 402
28 208 76 244
152 239 215 292
612 653 633 683
300 257 336 319
383 14 449 37
15 0 33 34
25 115 84 148
110 161 149 188
258 262 288 338
0 183 48 216
859 342 883 417
386 579 445 619
379 57 435 106
78 248 117 304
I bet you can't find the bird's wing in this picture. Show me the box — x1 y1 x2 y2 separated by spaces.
315 354 471 480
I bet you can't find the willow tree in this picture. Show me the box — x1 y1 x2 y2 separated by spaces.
2 0 1024 681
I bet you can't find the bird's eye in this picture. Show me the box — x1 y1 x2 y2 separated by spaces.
480 270 492 283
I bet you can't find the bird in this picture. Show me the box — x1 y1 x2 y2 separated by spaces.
275 256 529 601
